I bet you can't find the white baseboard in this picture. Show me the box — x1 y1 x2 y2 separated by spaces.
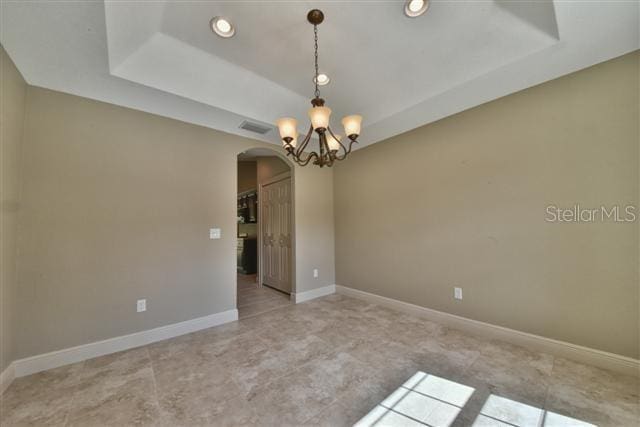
10 308 238 381
336 285 639 378
292 284 336 303
0 362 15 394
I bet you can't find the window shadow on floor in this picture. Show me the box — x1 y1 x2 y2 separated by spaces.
354 371 594 427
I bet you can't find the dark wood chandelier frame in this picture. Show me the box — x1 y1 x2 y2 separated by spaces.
280 9 360 168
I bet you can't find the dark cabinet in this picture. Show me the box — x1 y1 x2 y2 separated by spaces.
237 191 257 224
237 238 257 274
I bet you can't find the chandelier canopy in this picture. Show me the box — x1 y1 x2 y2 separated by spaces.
276 9 362 168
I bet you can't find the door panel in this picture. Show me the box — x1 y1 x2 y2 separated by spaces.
261 176 292 293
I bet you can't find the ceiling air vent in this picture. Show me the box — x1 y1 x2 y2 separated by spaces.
239 120 272 135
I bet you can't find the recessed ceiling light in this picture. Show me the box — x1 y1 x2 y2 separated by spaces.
404 0 429 17
210 16 235 38
314 73 330 86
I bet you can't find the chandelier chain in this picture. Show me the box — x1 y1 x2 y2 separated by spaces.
314 24 319 99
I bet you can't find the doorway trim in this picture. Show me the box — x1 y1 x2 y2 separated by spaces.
235 147 297 309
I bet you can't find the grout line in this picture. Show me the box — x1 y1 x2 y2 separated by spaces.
542 356 557 412
476 412 521 427
396 385 464 409
538 409 547 427
61 359 86 427
145 347 165 423
383 406 432 426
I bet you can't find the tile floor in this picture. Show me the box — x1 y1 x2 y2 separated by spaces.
1 294 638 426
237 274 291 319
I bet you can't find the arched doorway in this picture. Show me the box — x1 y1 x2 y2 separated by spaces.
236 147 295 319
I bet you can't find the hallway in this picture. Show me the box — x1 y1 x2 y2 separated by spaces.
237 274 291 319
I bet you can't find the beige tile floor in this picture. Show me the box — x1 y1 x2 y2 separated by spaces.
1 294 638 426
237 274 291 319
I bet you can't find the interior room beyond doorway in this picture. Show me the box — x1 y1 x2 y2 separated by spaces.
237 149 293 318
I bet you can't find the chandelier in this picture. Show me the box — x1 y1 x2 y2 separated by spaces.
276 9 362 168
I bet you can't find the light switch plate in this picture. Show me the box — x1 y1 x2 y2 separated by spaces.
454 287 463 300
209 228 221 239
313 269 319 278
137 299 146 312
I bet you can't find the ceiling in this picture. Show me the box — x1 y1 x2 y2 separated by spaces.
1 1 638 150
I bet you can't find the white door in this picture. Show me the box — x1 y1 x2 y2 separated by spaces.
261 176 292 293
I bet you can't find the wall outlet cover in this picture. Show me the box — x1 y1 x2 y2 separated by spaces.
454 287 463 300
209 228 221 239
137 299 147 312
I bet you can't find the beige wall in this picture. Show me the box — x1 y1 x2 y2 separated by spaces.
334 51 639 358
237 161 257 194
237 156 289 195
13 86 335 359
253 154 335 293
295 162 335 293
257 156 290 184
0 46 27 371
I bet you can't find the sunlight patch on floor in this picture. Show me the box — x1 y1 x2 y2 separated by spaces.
354 371 596 427
472 394 596 427
354 371 474 427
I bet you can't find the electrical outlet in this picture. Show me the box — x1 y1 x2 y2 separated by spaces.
454 287 463 300
137 299 147 312
313 269 319 278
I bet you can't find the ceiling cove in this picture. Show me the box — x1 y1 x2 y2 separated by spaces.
1 1 638 149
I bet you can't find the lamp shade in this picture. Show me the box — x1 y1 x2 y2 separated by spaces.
326 134 341 151
276 118 298 140
341 115 362 137
308 106 331 130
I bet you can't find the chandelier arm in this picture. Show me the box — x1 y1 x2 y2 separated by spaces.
345 138 358 156
326 126 349 161
294 125 314 159
336 138 358 161
295 150 319 167
326 150 335 167
322 132 334 167
333 148 347 162
290 127 316 166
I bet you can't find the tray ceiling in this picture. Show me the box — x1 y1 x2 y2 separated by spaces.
1 1 638 149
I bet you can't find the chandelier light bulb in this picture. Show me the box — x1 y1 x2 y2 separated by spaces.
342 115 362 138
308 106 331 130
326 134 341 151
276 117 298 140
